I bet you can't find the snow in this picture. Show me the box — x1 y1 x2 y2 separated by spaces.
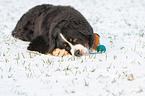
0 0 145 96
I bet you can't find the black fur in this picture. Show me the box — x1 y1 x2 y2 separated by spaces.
12 4 94 54
27 36 48 53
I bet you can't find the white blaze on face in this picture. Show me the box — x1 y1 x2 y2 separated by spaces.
60 33 88 56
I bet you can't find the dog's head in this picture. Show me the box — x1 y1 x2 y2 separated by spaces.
56 33 89 56
47 9 95 56
52 21 94 56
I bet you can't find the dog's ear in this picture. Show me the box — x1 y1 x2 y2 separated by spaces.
92 33 100 50
72 21 95 48
79 26 95 49
27 36 48 54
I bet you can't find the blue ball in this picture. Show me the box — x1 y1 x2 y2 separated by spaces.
97 45 106 53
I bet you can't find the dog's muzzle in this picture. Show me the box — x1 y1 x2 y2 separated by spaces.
60 33 88 56
70 44 88 56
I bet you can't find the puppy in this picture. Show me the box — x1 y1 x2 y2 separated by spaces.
12 4 100 56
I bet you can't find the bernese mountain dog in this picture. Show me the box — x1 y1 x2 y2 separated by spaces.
12 4 100 56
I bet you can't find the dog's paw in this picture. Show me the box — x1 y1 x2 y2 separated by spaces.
52 48 68 56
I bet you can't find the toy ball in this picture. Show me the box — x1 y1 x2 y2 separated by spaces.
97 45 106 53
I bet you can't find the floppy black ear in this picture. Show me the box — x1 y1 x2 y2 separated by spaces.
27 36 48 54
77 23 94 48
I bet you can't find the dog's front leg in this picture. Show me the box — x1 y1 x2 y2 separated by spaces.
52 48 68 56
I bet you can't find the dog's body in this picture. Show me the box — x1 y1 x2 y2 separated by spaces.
12 4 100 56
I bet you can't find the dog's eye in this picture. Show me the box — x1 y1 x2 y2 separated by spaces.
63 43 70 50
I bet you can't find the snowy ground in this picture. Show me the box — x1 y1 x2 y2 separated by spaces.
0 0 145 96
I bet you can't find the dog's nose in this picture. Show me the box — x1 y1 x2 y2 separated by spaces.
74 50 82 56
